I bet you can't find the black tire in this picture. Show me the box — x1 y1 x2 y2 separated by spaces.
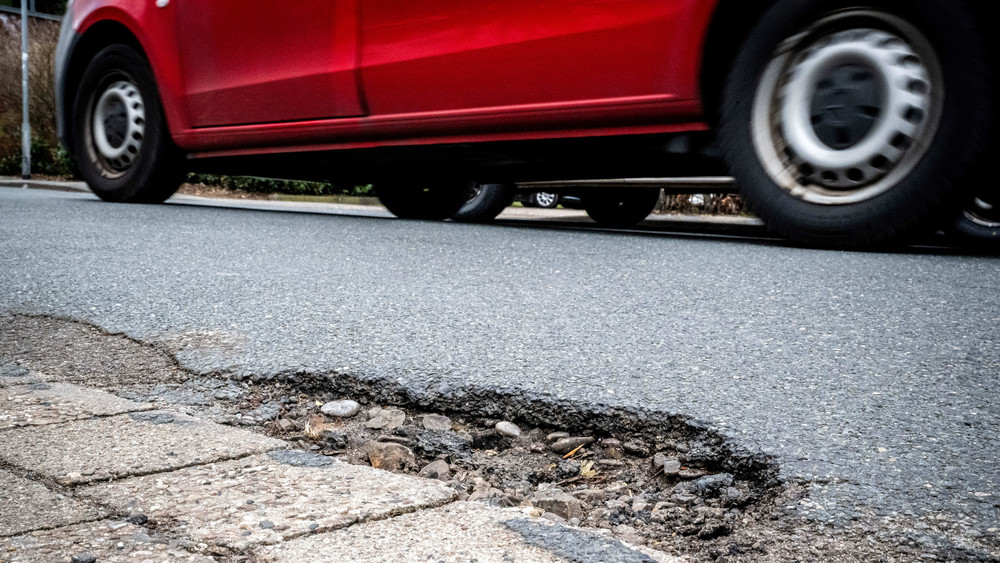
376 180 471 220
451 183 516 222
948 191 1000 248
72 45 184 203
528 192 561 209
720 0 992 248
582 189 660 227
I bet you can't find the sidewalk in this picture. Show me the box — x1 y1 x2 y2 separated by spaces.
0 363 678 562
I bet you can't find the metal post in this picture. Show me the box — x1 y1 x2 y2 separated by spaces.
21 0 31 180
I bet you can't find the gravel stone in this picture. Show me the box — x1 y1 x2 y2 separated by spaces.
651 453 681 476
495 421 521 437
414 429 473 461
532 490 584 521
364 440 417 472
417 459 452 481
421 414 453 432
320 399 360 418
550 436 595 455
546 432 570 443
365 407 406 430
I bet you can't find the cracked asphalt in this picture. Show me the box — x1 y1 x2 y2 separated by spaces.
1 187 998 555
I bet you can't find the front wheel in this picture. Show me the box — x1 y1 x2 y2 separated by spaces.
720 1 992 248
375 181 471 220
72 45 184 203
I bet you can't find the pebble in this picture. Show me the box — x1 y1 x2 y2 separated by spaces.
623 441 651 457
422 414 453 432
533 490 584 520
550 436 595 455
70 556 97 563
260 520 275 529
542 512 566 523
320 399 360 418
678 468 708 480
600 438 622 448
546 431 570 443
652 453 681 475
417 459 452 481
364 440 416 471
365 407 406 430
495 421 521 437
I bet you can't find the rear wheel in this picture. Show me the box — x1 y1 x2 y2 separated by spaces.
73 45 184 203
720 1 991 248
949 192 1000 247
582 189 660 227
528 192 561 209
451 183 516 222
376 181 471 220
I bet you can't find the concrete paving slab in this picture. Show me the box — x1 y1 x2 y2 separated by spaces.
0 364 43 388
79 450 457 551
259 501 680 563
0 411 286 485
0 382 153 429
0 520 214 562
0 470 104 537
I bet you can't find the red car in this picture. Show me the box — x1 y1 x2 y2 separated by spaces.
55 0 996 247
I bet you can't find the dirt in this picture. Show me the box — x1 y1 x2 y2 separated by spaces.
1 313 994 562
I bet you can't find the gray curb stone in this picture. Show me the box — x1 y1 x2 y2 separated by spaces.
0 411 286 485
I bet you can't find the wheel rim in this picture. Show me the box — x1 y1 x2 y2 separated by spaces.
88 79 146 177
534 192 557 207
963 196 1000 229
751 10 944 205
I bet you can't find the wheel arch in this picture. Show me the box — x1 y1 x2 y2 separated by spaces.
59 19 151 154
698 0 776 128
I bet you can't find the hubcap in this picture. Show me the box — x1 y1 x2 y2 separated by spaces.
964 196 1000 229
91 80 146 174
534 192 557 207
752 11 944 204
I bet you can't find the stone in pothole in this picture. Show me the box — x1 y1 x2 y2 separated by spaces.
0 520 213 562
0 411 286 485
77 451 456 551
0 382 153 430
0 470 105 537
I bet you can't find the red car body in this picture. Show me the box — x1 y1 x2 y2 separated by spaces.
61 0 719 160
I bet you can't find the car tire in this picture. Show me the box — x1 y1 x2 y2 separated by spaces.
72 45 184 203
720 0 992 248
376 180 471 220
451 183 516 222
948 191 1000 248
582 189 660 227
529 192 560 209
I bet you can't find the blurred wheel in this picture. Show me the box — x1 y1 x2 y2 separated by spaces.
721 1 991 248
582 188 660 227
376 181 470 220
73 45 183 203
451 183 516 222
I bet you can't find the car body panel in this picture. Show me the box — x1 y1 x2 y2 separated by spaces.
175 0 362 126
62 0 721 157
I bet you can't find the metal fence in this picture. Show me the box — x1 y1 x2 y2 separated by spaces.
0 0 64 21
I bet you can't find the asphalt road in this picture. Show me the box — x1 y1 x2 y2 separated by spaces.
2 187 998 550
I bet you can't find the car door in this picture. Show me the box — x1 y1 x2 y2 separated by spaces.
176 0 363 127
359 0 692 116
